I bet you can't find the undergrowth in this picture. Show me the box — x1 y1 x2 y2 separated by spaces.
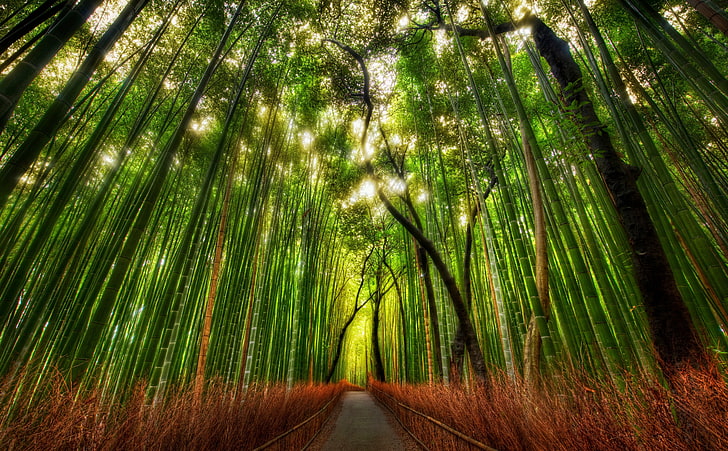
0 371 351 450
370 367 728 450
3 366 726 450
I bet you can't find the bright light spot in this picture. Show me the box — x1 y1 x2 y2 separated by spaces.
515 5 530 20
622 85 639 104
517 26 532 38
398 15 410 30
515 2 540 19
360 179 377 198
363 142 375 160
346 179 378 206
351 118 364 136
460 213 468 227
296 21 322 47
88 0 126 32
434 29 449 55
309 155 320 182
417 191 429 203
349 118 377 162
387 176 407 195
104 51 118 63
300 130 314 149
379 106 391 125
457 5 469 22
665 5 688 29
190 116 212 133
372 203 387 218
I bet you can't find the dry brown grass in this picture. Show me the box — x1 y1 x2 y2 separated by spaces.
3 366 725 450
0 371 353 450
370 368 728 451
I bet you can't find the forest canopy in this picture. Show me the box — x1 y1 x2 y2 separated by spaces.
0 0 726 399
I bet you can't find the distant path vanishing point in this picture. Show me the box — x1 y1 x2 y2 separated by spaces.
319 391 407 451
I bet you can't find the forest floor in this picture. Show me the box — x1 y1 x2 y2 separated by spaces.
310 391 419 450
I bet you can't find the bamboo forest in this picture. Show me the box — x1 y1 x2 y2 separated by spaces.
1 0 727 449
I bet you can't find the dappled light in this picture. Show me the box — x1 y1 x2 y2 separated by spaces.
0 0 727 448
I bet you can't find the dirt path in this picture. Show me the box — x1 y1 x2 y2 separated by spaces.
315 391 409 450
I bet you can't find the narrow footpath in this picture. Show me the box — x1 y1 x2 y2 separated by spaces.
318 391 407 451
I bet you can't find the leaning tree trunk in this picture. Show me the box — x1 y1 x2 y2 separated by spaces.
449 204 479 384
325 307 360 383
0 0 71 56
326 38 489 382
0 0 106 134
523 16 706 378
326 248 373 383
372 283 386 382
450 174 497 382
372 180 489 381
0 0 148 207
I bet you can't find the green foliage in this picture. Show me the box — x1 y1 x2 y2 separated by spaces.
0 0 726 401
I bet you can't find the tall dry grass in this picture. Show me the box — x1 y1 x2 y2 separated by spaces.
370 368 728 450
0 371 352 450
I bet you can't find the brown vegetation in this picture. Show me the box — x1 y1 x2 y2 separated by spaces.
0 372 353 450
3 366 726 450
370 368 728 450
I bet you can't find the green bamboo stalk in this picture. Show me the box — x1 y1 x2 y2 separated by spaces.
0 0 148 207
73 0 250 384
0 0 106 133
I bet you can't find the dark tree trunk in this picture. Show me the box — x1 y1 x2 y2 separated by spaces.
326 309 359 383
450 328 465 385
450 204 478 383
371 177 489 382
450 180 497 383
521 16 706 377
372 293 386 382
0 0 71 56
326 248 373 383
327 37 488 382
418 246 443 380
